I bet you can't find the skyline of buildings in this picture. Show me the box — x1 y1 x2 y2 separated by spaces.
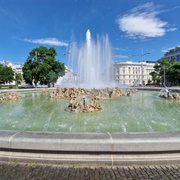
1 45 179 87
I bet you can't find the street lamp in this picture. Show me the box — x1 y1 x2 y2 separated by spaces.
140 48 151 85
163 65 166 87
63 51 73 80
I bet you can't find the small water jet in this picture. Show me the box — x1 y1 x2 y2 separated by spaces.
159 91 180 100
67 94 102 113
159 86 180 100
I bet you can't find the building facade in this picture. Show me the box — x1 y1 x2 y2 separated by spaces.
114 61 156 86
164 46 180 61
0 60 23 85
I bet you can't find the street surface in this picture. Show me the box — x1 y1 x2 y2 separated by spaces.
1 161 180 180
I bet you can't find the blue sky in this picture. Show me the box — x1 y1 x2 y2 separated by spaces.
0 0 179 66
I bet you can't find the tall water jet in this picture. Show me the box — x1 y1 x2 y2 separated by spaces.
77 29 113 88
60 29 114 88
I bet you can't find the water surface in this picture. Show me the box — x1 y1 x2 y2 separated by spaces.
0 91 179 133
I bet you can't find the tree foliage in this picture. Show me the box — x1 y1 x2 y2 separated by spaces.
22 46 65 86
168 61 180 84
15 73 22 86
152 57 180 85
0 64 14 84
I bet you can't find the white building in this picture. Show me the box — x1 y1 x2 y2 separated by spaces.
114 61 156 86
164 46 180 61
0 60 23 85
12 64 23 75
0 60 23 75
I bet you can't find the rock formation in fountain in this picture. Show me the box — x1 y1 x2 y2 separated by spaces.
67 95 102 113
159 92 180 100
49 87 137 113
0 92 21 102
50 87 137 100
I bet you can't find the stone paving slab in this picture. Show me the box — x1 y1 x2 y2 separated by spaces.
1 161 180 180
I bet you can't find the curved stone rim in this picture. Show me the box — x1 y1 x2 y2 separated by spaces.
1 130 180 166
1 130 180 153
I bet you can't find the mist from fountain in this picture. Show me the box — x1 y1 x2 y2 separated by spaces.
58 29 115 88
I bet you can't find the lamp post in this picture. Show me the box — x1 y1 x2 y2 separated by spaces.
163 65 166 87
140 48 151 86
63 51 72 80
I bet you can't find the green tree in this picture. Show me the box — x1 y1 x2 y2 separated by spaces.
22 46 65 86
149 71 160 84
0 64 14 84
168 61 180 85
15 73 22 87
152 57 179 86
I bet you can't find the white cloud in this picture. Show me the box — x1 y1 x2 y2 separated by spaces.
116 2 176 39
24 38 68 47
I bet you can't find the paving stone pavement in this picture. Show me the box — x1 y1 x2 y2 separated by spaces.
1 161 180 180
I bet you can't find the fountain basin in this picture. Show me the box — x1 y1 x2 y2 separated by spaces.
0 89 179 133
0 88 180 165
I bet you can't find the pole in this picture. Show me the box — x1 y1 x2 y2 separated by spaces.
141 48 143 86
63 51 72 79
35 51 38 60
140 49 151 86
164 65 166 87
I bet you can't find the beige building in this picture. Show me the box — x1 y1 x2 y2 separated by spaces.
114 61 156 86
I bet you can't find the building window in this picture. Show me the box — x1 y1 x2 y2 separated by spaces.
128 67 131 74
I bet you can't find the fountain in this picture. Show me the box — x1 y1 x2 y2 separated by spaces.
56 30 134 112
0 30 180 165
59 29 115 88
77 29 113 88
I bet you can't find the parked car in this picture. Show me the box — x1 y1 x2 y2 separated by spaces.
21 84 35 88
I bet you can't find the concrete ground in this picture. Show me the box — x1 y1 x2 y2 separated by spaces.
1 161 180 180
